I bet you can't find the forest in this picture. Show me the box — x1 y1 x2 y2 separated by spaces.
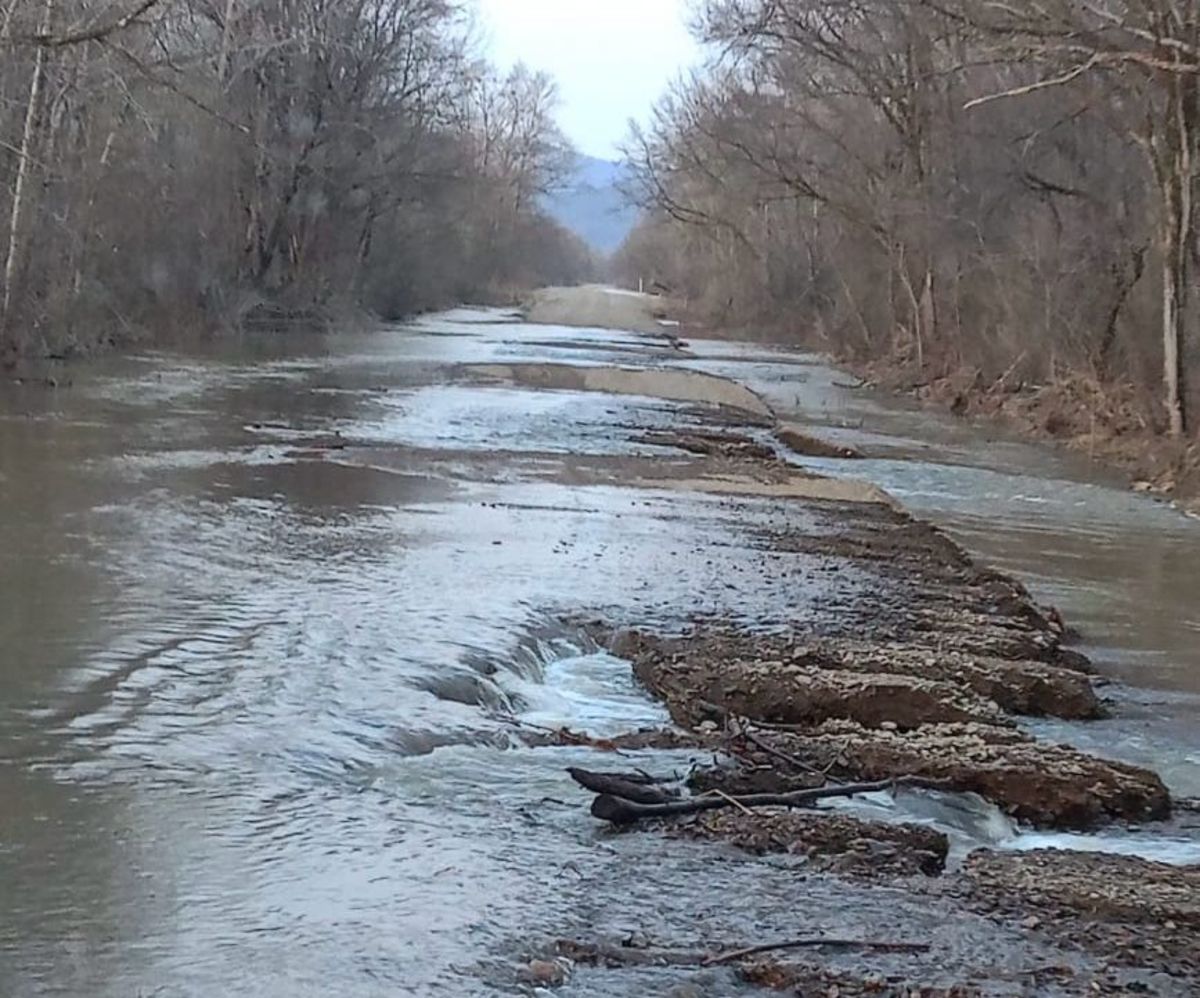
615 0 1200 462
0 0 593 363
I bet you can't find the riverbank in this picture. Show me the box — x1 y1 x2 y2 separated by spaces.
665 300 1200 515
856 360 1200 516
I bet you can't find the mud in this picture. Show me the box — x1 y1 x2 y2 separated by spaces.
632 428 779 462
775 421 864 459
638 472 892 503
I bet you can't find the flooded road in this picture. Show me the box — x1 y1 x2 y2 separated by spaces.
692 344 1200 796
2 291 1198 996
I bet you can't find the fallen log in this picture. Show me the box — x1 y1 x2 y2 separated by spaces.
566 767 679 805
704 936 931 965
590 776 951 825
556 936 930 969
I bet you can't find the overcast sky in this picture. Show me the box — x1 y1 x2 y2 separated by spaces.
474 0 700 161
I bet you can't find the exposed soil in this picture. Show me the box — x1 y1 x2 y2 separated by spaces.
464 361 774 419
617 631 1100 719
754 502 1091 669
669 809 949 877
737 960 995 996
627 425 888 501
761 720 1168 828
632 428 779 462
775 421 864 459
522 284 680 338
631 641 1015 731
958 849 1200 979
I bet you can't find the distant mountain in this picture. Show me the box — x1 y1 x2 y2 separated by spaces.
542 155 639 256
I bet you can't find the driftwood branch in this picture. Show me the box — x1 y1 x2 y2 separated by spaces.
566 767 679 805
557 936 931 969
739 724 828 778
704 936 932 966
589 776 952 825
701 700 836 778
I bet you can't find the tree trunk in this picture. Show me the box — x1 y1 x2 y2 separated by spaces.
73 123 122 296
2 0 55 333
1160 76 1194 438
1162 235 1187 437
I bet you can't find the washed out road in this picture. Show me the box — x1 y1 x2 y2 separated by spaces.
1 286 1199 995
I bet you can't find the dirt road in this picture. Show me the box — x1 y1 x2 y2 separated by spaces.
524 284 675 336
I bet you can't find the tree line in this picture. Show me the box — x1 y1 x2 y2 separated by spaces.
615 0 1200 438
0 0 594 363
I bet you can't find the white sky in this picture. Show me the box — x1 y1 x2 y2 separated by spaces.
474 0 700 161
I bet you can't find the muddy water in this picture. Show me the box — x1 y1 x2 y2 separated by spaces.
1 306 1197 996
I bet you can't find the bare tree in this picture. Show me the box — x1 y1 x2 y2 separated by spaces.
623 0 1187 441
0 0 591 359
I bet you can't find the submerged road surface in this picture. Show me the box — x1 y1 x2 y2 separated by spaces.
2 287 1199 995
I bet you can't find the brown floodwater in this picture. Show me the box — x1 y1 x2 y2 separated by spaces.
2 302 1198 996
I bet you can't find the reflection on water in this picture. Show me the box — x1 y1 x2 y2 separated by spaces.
2 310 1199 995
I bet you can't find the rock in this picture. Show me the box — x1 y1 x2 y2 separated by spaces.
775 423 864 459
962 849 1200 977
616 629 1101 723
633 429 778 462
663 985 704 998
774 721 1170 828
794 639 1103 720
523 958 571 987
740 961 978 997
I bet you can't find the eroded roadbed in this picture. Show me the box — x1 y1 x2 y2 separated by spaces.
7 290 1197 998
524 469 1196 993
